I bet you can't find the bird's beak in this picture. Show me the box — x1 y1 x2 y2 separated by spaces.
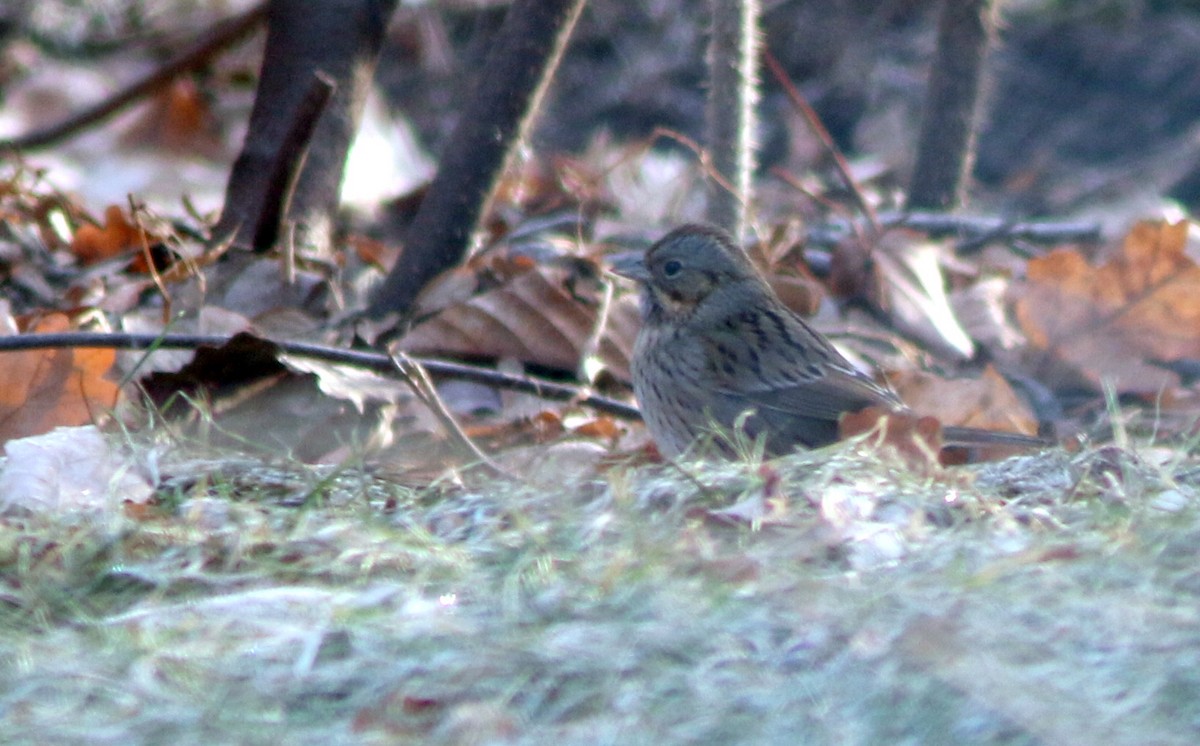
607 251 652 283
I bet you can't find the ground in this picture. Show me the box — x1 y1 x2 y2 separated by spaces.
3 1 1200 743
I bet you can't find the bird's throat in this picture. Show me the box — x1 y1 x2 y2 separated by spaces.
662 292 698 322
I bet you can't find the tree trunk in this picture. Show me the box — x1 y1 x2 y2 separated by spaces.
368 0 586 319
907 0 998 211
215 0 396 255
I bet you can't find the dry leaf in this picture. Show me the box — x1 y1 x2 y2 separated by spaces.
0 314 120 444
141 333 407 463
748 228 827 316
840 406 944 467
950 277 1027 354
768 273 825 317
120 77 224 158
70 205 151 264
348 234 398 269
1014 220 1200 394
571 416 620 440
0 425 153 515
398 263 639 380
411 252 537 318
889 365 1038 437
873 231 974 361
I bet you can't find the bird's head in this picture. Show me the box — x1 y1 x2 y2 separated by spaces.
611 224 761 323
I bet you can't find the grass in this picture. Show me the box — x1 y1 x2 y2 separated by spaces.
2 437 1199 744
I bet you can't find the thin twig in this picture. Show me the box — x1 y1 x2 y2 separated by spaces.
763 47 879 238
578 273 615 384
126 197 173 324
390 351 514 478
769 166 858 222
803 211 1102 250
0 3 267 151
651 127 740 206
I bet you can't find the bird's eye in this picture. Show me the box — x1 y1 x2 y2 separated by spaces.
662 259 682 277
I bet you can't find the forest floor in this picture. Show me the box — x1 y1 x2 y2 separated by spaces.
5 435 1200 744
4 2 1200 743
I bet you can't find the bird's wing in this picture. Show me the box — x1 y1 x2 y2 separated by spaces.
700 308 901 425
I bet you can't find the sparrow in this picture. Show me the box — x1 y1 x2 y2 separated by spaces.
612 223 1044 458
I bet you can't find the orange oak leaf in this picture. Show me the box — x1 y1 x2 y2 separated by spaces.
0 314 120 443
70 205 150 264
1014 220 1200 394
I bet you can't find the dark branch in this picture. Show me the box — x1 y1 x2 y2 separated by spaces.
0 332 640 420
803 211 1102 249
0 3 267 151
368 0 586 318
907 0 998 210
250 72 336 251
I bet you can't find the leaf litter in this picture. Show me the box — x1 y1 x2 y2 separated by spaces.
4 8 1200 741
5 155 1200 744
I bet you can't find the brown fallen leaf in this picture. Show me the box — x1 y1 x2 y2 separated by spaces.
889 365 1038 437
747 225 827 317
347 233 399 270
872 231 974 361
491 152 604 217
0 425 153 514
0 314 120 444
571 415 621 441
71 205 155 264
410 252 537 319
119 76 225 158
767 273 825 318
398 262 640 381
1014 219 1200 394
840 406 944 467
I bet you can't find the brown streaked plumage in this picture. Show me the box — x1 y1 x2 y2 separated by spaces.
613 223 1042 458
